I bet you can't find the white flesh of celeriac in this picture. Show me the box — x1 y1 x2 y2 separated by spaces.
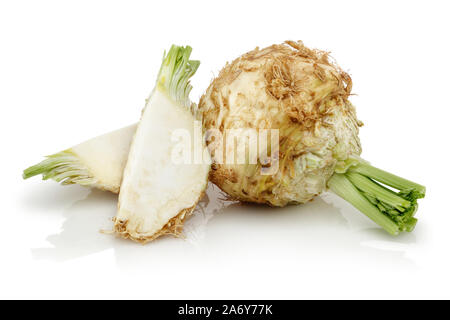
72 124 136 192
115 45 210 243
23 124 136 193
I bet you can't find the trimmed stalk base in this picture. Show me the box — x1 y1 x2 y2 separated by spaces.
328 160 425 235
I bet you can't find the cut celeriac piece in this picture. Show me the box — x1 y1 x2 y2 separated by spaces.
114 45 210 243
23 124 136 193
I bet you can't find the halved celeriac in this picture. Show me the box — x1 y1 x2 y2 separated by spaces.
114 45 210 243
23 124 136 193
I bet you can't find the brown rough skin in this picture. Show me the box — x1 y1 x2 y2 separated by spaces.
198 41 362 207
112 203 197 244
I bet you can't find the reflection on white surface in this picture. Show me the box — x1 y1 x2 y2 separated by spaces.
30 188 118 261
29 182 417 270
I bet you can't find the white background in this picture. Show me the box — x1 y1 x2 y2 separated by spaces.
1 0 449 299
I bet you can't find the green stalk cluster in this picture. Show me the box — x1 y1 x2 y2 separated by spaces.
328 161 425 235
22 150 95 186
